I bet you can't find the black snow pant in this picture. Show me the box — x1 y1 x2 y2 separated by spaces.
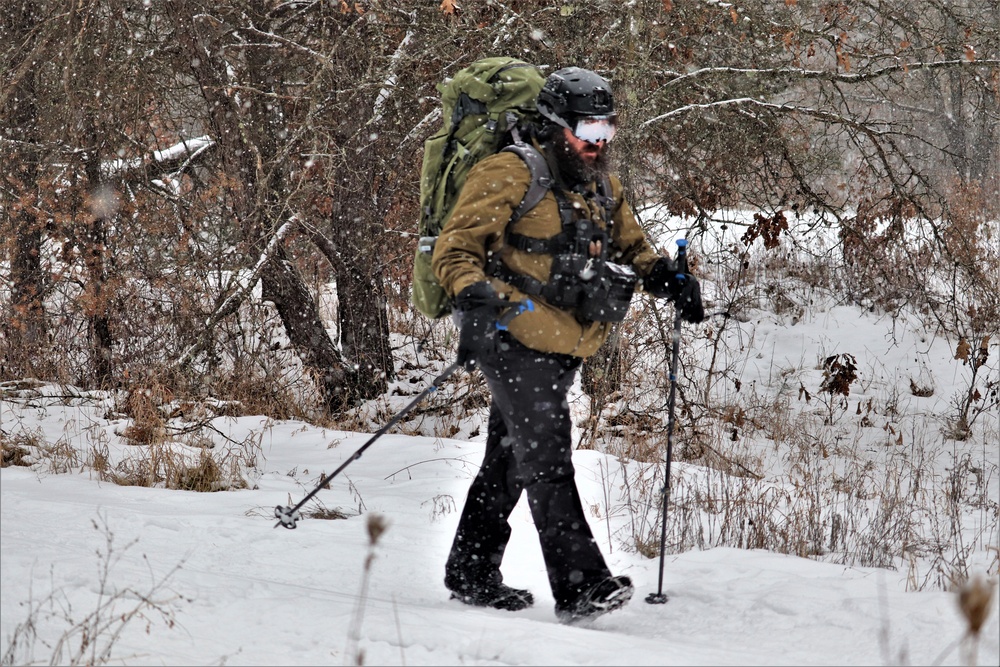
445 333 612 610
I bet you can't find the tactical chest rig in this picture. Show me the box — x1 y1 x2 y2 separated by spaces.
490 143 639 323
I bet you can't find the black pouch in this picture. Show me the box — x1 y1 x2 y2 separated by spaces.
544 253 590 308
578 262 638 322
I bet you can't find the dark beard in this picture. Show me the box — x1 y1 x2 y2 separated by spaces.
550 130 612 186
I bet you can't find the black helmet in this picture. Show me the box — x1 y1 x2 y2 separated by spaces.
536 67 616 130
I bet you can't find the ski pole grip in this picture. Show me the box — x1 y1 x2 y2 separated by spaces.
675 239 688 279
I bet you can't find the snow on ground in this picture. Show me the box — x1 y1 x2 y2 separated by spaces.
1 393 997 666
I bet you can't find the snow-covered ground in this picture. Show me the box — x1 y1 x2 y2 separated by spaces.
2 356 997 666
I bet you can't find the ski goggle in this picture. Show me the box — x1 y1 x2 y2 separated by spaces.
572 115 618 144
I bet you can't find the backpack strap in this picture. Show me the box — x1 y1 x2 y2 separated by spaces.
489 157 621 304
499 143 572 255
499 145 619 255
502 143 552 225
481 143 553 281
487 146 619 301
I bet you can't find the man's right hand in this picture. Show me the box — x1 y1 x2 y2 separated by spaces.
455 282 501 370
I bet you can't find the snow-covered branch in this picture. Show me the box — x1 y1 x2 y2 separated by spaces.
396 108 442 153
640 96 929 210
371 30 414 125
662 59 1000 89
101 136 215 185
237 24 333 68
643 97 894 129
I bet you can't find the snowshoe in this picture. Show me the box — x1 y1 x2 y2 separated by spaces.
556 575 634 624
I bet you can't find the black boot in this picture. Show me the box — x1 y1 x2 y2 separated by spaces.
555 575 633 623
446 572 534 612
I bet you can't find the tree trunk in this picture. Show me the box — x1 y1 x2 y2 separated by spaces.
328 206 392 399
260 245 359 412
336 266 392 398
2 1 50 381
82 145 115 387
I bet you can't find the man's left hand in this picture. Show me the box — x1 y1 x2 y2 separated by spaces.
644 257 705 324
674 276 704 324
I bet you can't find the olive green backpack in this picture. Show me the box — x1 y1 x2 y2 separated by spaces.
412 57 546 319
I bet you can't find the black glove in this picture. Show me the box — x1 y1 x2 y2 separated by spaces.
645 257 705 324
454 282 501 370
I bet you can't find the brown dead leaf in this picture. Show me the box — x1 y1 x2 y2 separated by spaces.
964 44 977 61
440 0 458 15
662 0 673 11
798 383 811 402
836 33 851 72
820 353 858 396
909 379 934 397
956 337 971 362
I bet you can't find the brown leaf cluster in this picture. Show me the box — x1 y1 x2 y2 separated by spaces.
742 211 789 250
820 353 858 396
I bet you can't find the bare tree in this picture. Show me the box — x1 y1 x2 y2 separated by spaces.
2 0 996 421
165 3 371 410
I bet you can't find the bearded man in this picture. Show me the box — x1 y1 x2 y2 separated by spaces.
432 66 704 623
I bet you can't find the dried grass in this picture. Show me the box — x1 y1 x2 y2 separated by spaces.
1 514 181 666
1 429 40 468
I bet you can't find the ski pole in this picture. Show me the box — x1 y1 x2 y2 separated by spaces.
274 362 460 529
646 238 688 604
273 299 533 530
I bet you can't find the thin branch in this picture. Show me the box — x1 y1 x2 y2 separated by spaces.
237 23 333 68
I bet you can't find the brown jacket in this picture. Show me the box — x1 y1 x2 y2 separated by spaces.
431 147 662 358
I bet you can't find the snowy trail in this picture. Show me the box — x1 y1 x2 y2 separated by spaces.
3 427 996 666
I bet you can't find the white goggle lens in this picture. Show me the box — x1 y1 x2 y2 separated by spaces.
573 117 617 144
